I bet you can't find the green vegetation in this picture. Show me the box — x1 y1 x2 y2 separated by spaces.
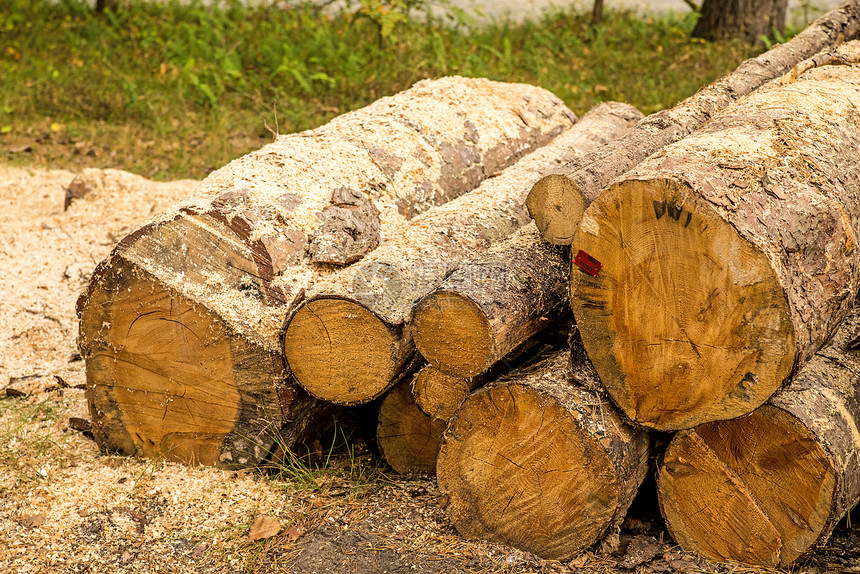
0 0 756 179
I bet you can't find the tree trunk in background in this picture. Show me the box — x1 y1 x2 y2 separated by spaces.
693 0 788 44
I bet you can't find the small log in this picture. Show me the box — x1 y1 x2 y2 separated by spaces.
377 378 447 475
526 1 860 244
79 77 573 466
658 308 860 567
412 365 483 421
571 44 860 431
412 223 569 378
283 102 642 406
436 349 653 560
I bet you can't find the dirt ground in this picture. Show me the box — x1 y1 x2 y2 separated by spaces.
1 164 859 574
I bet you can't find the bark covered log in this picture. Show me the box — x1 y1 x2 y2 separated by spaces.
283 102 642 406
658 308 860 567
570 44 860 431
78 77 574 466
436 349 653 560
412 223 570 378
527 1 860 245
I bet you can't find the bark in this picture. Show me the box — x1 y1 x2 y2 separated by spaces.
412 223 570 378
436 349 653 561
526 1 860 245
377 377 447 475
570 44 860 431
283 102 642 406
658 308 860 567
78 77 574 467
693 0 788 44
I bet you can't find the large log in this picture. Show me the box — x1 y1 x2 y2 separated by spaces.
78 77 574 466
658 308 860 567
411 223 570 378
526 1 860 245
436 349 653 561
282 102 642 406
570 45 860 431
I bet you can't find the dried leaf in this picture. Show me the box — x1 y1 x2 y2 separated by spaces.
285 524 305 541
248 515 280 541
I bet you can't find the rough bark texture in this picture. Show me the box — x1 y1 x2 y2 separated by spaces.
78 77 573 466
283 102 642 406
571 45 860 431
377 377 447 475
412 223 570 378
693 0 788 44
658 308 860 567
436 349 653 561
527 1 860 245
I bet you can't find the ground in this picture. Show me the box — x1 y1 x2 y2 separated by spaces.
0 164 858 574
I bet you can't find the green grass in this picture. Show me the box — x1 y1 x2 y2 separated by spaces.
0 0 757 179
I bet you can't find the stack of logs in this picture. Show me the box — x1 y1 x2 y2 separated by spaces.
77 2 860 568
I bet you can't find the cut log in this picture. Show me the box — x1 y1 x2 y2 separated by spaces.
526 1 860 245
570 45 860 431
412 365 484 421
78 77 574 466
658 308 860 567
377 377 447 475
436 349 653 560
283 102 642 406
412 223 569 378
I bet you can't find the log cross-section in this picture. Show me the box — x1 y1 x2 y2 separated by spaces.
436 349 653 561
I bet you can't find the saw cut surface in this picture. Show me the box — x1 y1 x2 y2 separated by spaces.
571 178 794 430
659 405 835 567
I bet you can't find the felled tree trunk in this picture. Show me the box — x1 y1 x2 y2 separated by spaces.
658 308 860 568
436 349 652 561
283 102 642 406
78 77 574 467
412 223 570 378
693 0 788 44
526 1 860 245
570 45 860 431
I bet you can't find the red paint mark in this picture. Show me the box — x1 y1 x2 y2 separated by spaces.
574 250 602 277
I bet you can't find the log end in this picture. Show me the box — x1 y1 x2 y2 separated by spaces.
437 383 620 560
526 174 587 246
658 405 835 567
377 380 446 475
283 298 397 405
412 291 494 378
79 258 245 466
413 365 475 420
570 178 795 430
